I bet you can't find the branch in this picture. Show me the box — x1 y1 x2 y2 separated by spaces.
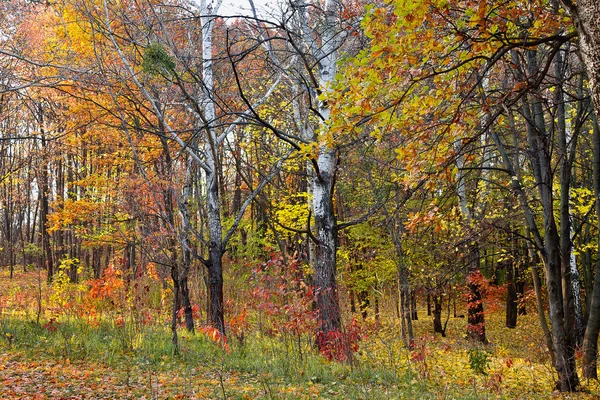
222 149 294 249
100 0 211 173
271 208 318 245
225 29 322 179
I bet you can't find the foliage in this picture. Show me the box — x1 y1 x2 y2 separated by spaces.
467 347 491 375
316 318 362 362
142 43 176 76
249 253 317 339
1 0 600 395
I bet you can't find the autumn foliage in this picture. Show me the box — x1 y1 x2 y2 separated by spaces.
2 0 600 397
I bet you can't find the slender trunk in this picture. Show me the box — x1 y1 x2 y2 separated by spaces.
556 45 584 347
411 290 418 320
201 0 225 335
427 292 431 316
390 221 414 348
206 166 225 334
516 279 527 316
308 0 343 347
401 271 414 347
529 235 557 365
583 117 600 378
583 222 593 324
179 159 195 333
39 142 53 281
433 295 444 336
506 263 518 329
374 293 380 322
171 264 180 353
356 284 369 320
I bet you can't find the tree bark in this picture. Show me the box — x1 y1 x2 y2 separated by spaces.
433 294 444 337
506 264 518 329
297 0 344 347
38 115 54 282
206 164 226 334
200 0 226 335
582 117 600 378
313 148 341 337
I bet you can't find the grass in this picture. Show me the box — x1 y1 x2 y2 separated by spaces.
1 268 599 399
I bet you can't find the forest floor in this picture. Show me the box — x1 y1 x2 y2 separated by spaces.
0 269 599 399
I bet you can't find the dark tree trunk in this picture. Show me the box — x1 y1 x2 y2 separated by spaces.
506 241 518 328
207 165 226 335
390 223 414 348
427 292 431 316
506 279 518 329
40 167 53 281
180 276 194 333
411 290 418 320
400 271 414 347
170 265 181 353
583 117 600 378
206 253 225 335
466 243 487 343
433 295 445 337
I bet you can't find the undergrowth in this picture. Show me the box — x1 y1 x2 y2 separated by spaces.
1 269 599 399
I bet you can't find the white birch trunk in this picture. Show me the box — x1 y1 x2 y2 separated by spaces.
297 0 344 339
199 0 226 334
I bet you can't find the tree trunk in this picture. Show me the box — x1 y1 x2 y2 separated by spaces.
308 0 344 349
179 159 195 333
170 264 181 353
506 264 518 329
401 270 414 347
555 44 584 348
427 292 431 316
313 149 342 339
357 286 369 320
206 166 225 335
39 134 53 282
433 295 444 336
390 220 414 348
466 244 487 343
200 0 225 336
582 117 600 378
516 279 526 316
411 290 418 320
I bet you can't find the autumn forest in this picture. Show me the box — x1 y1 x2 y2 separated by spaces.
1 0 600 398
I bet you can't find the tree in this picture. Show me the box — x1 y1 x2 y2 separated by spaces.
226 0 367 350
